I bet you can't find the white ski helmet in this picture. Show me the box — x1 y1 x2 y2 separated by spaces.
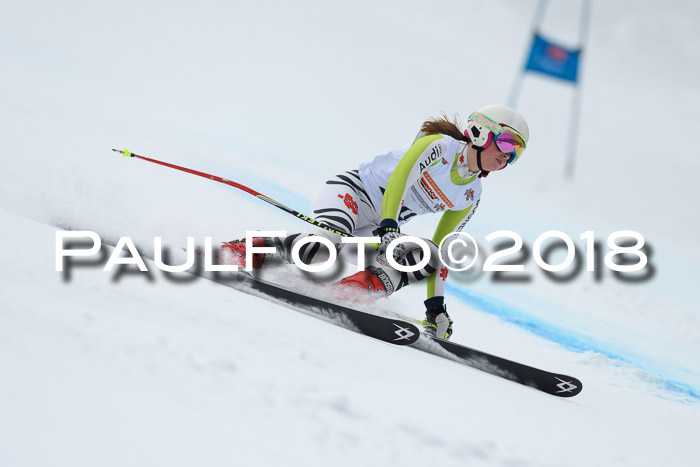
465 104 529 165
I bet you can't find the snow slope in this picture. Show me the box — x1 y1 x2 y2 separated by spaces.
2 210 699 467
2 0 700 465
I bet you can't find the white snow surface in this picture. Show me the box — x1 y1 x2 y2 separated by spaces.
1 0 700 466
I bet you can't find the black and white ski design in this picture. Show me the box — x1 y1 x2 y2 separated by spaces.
213 271 582 397
413 334 583 397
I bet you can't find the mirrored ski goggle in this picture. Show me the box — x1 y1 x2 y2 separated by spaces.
468 111 527 165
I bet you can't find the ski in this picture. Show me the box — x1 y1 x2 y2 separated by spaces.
411 334 583 397
139 241 582 396
207 271 420 346
207 270 582 397
371 309 582 397
64 227 581 396
216 272 582 397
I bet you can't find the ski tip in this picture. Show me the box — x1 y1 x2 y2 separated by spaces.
552 375 583 397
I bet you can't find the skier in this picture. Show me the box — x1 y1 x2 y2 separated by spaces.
223 104 529 339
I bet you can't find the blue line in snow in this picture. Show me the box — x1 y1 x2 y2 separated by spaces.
447 284 700 401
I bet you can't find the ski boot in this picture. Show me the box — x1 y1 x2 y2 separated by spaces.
422 297 453 340
221 237 268 269
332 266 389 300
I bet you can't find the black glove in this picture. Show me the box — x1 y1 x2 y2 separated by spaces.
372 218 400 238
373 218 405 263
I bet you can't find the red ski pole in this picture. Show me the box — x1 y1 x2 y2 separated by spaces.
113 148 353 238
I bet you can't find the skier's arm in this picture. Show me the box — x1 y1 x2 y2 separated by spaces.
426 201 479 300
380 135 445 225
